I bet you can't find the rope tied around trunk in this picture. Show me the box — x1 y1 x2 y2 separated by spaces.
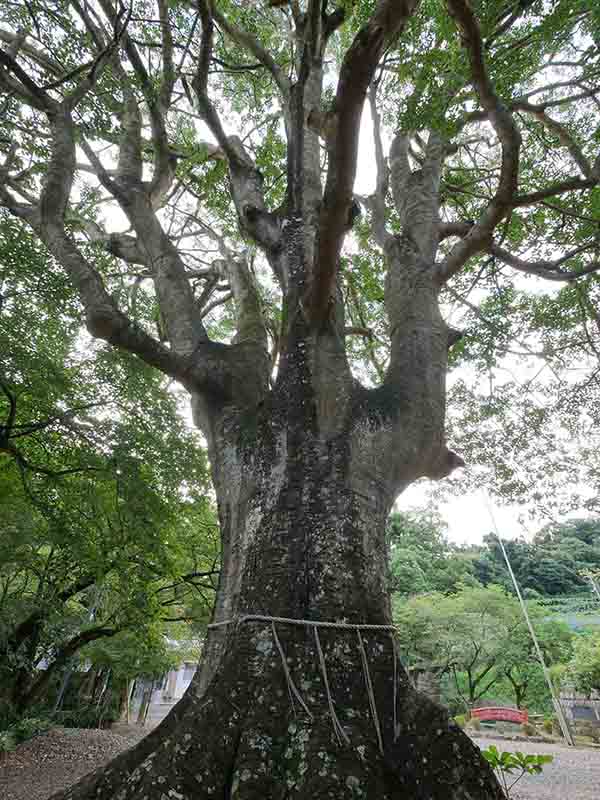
207 613 398 755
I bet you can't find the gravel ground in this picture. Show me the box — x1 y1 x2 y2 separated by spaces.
0 726 147 800
1 727 599 799
473 736 600 799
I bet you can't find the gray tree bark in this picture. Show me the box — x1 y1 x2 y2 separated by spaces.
51 390 502 798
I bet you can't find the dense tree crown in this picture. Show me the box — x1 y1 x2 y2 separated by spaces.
0 0 598 490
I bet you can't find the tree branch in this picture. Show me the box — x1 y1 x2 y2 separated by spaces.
366 84 391 247
212 6 291 100
22 625 117 708
513 176 598 207
515 99 594 179
192 1 281 255
438 0 521 283
490 242 600 282
0 46 54 111
309 0 421 327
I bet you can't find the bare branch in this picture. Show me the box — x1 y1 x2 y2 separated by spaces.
157 0 176 107
438 0 521 283
200 291 233 319
0 28 62 74
213 255 268 351
80 220 148 266
489 242 600 282
366 86 391 247
0 47 54 110
96 0 174 206
515 99 594 179
309 0 421 327
212 6 291 100
513 176 598 207
192 1 281 254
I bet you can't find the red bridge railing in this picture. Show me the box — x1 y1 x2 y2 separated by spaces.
471 707 528 724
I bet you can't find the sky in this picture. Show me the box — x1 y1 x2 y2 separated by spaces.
397 482 529 546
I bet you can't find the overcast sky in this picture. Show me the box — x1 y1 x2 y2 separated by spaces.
398 483 530 546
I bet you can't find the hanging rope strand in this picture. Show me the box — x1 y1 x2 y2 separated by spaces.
270 621 313 719
208 612 400 751
391 631 399 742
314 626 350 747
357 629 384 755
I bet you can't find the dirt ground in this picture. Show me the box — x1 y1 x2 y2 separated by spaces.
1 727 599 799
0 726 147 800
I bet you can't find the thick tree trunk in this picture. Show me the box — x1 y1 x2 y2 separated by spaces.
53 382 503 799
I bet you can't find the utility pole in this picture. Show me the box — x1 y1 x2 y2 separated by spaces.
483 494 574 747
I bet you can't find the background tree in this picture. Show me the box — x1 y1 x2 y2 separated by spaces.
0 215 218 715
567 630 600 695
387 510 477 594
473 519 600 596
394 584 572 710
0 0 599 797
494 615 572 709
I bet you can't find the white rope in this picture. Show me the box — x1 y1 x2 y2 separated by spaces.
208 613 397 631
314 625 350 746
391 632 399 742
357 629 384 755
208 612 401 753
270 621 313 720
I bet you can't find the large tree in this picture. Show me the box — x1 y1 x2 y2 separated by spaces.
1 0 599 797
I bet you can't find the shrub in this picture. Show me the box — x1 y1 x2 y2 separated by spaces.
469 717 481 731
542 718 553 735
482 746 553 798
10 717 52 744
521 722 536 737
0 730 16 757
54 703 119 729
575 722 600 743
453 714 467 728
0 716 53 755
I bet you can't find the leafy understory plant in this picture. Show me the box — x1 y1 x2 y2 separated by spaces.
482 745 553 798
0 730 17 758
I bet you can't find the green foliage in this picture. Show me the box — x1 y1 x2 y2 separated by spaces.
395 584 572 708
387 510 477 595
482 746 553 798
0 730 16 755
0 716 52 754
9 716 52 743
0 215 218 710
54 702 119 730
473 519 600 596
567 631 600 695
82 628 180 684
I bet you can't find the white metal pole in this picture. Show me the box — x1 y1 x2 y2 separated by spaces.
482 493 574 746
587 575 600 603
